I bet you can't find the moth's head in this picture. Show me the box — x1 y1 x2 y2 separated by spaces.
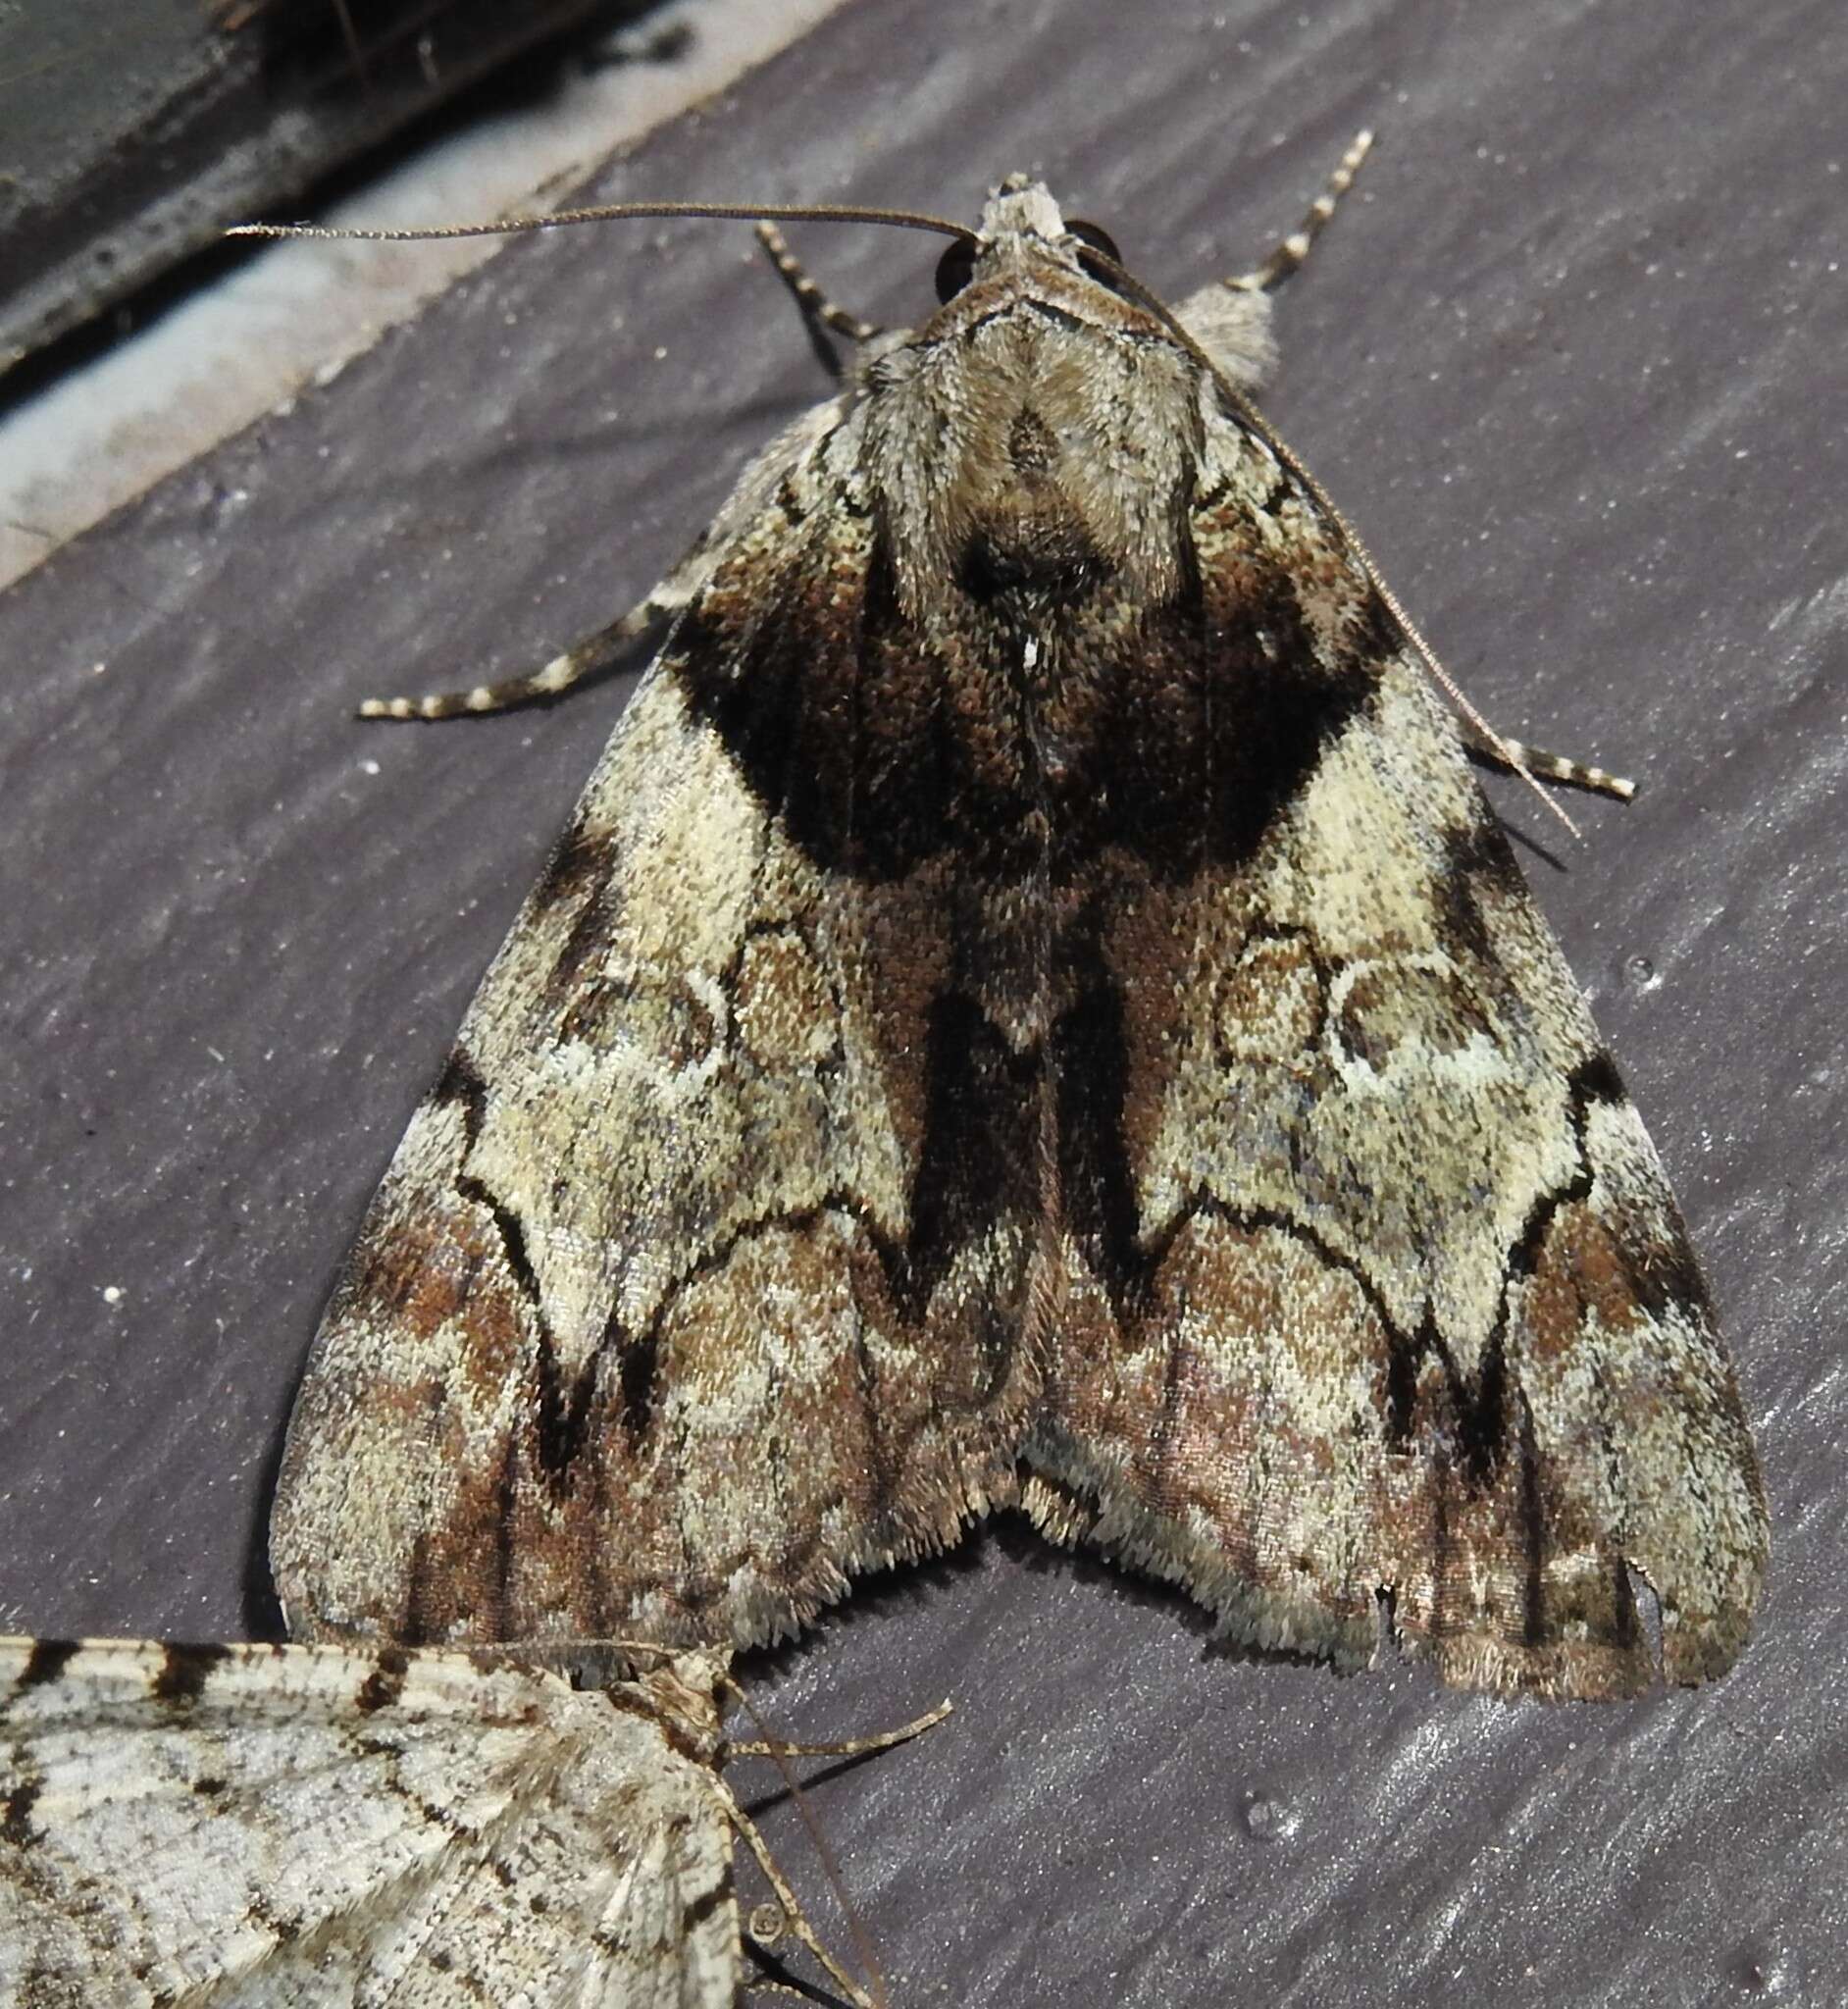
932 173 1126 304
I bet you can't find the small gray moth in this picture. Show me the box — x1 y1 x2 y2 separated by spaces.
0 1635 923 2007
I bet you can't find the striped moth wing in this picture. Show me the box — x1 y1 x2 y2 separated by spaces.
0 1637 743 2007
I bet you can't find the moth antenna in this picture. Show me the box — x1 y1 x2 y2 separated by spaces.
1090 239 1586 840
228 199 974 247
1321 517 1583 840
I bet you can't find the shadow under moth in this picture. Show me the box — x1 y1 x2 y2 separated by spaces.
0 1634 939 2006
260 135 1768 1699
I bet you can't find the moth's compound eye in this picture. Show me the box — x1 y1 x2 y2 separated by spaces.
1065 218 1125 284
934 235 977 303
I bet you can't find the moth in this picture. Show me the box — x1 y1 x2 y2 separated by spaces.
259 134 1767 1697
0 1634 933 2007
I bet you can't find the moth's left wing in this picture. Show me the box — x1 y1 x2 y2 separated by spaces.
1023 388 1768 1698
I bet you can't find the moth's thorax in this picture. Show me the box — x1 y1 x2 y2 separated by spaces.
863 194 1202 625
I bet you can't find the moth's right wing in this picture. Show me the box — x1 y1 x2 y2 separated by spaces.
590 1802 739 2009
271 399 1044 1653
1020 383 1767 1697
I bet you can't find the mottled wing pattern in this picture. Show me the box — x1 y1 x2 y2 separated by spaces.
1022 384 1768 1696
272 404 1045 1652
273 174 1765 1697
0 1637 738 2006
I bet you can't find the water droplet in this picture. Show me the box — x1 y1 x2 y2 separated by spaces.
193 479 250 530
1727 1937 1791 1994
1239 1789 1301 1842
1625 954 1660 990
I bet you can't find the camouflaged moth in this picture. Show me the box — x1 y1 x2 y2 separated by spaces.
251 136 1766 1699
0 1634 941 2006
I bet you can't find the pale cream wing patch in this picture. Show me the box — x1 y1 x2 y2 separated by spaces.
0 1638 739 2008
590 1814 737 2009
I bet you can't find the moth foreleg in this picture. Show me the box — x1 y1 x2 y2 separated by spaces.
354 592 666 720
705 1775 883 2009
754 221 884 344
355 379 849 723
730 1696 952 1761
1227 126 1375 293
1461 720 1638 801
1172 129 1374 389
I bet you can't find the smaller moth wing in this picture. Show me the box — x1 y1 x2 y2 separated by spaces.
0 1637 737 2007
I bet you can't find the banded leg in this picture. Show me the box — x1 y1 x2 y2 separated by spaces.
350 388 847 724
754 221 883 342
1229 127 1374 292
356 593 662 720
730 1696 953 1761
709 1777 884 2009
1461 722 1637 801
727 1691 948 2003
1173 127 1374 387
